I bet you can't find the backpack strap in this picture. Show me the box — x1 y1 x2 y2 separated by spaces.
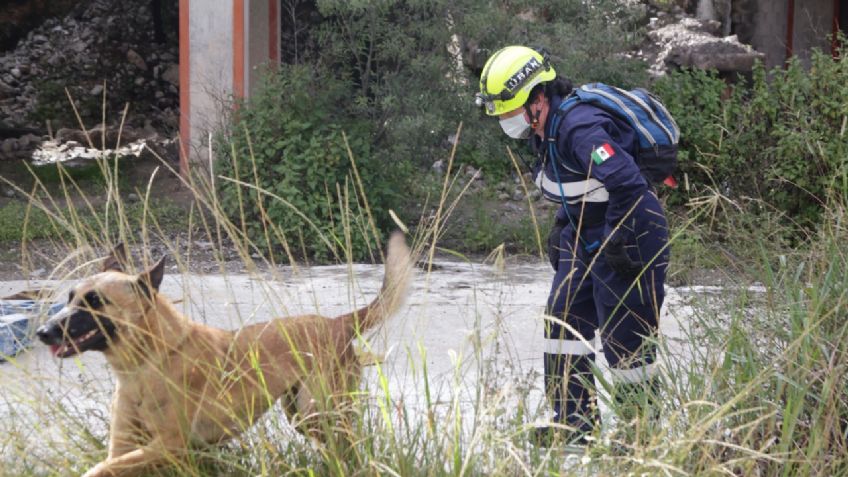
545 95 600 254
546 95 583 174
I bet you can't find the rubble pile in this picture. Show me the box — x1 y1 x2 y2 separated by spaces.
0 0 179 162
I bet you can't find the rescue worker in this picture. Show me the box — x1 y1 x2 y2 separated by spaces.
475 46 669 445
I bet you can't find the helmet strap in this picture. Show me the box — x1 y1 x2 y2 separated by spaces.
525 102 541 130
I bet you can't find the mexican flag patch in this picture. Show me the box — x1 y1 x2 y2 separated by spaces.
591 143 615 165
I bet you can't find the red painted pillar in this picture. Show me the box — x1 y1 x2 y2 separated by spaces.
269 0 279 63
179 0 190 177
233 0 246 99
832 0 842 58
785 0 795 67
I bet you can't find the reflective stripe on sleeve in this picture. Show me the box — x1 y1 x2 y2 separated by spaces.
609 361 658 384
543 337 594 355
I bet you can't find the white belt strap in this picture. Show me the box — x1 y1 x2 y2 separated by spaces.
535 173 610 203
543 337 594 355
609 361 658 384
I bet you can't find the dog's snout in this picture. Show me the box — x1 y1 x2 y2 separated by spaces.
36 322 64 345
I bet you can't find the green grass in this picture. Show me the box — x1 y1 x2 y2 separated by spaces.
0 198 188 242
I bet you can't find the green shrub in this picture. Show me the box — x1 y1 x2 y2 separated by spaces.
216 65 396 262
653 47 848 231
279 0 650 183
452 0 650 179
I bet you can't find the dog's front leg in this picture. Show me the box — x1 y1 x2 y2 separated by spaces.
107 387 139 459
82 439 180 477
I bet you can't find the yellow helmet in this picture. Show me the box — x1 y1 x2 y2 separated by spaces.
475 46 556 116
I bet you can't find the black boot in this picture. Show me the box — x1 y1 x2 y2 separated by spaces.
540 349 598 446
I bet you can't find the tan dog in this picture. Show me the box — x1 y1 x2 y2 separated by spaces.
36 232 413 477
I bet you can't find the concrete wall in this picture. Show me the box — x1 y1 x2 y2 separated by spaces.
187 0 234 165
748 0 836 69
180 0 280 171
750 0 788 69
792 0 833 67
247 0 279 96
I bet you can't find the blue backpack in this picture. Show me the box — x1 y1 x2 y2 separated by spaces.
547 82 680 184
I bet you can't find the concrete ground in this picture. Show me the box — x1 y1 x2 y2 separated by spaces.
0 259 701 458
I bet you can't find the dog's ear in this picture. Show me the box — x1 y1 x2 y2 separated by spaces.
136 256 166 296
103 243 128 272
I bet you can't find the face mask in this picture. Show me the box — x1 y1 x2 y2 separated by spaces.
499 112 532 139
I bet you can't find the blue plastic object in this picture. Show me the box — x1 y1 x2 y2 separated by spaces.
0 300 64 362
0 313 32 360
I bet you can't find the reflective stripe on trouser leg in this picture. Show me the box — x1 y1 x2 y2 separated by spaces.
545 298 598 423
599 299 660 386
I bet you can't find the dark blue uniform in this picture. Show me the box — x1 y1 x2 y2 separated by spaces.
531 94 670 426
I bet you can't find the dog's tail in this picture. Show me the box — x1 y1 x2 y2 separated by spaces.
338 231 413 334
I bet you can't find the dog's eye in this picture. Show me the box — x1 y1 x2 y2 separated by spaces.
81 291 108 310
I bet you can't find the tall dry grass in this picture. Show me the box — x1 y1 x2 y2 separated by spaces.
0 108 845 476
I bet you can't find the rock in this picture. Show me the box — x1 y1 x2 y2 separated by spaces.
126 49 148 71
161 63 179 86
0 81 15 97
432 160 445 175
1 139 17 155
644 16 764 77
70 40 87 53
511 190 524 201
56 128 88 143
17 134 42 150
498 192 510 201
194 240 214 250
127 193 140 202
90 84 104 96
10 68 21 79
